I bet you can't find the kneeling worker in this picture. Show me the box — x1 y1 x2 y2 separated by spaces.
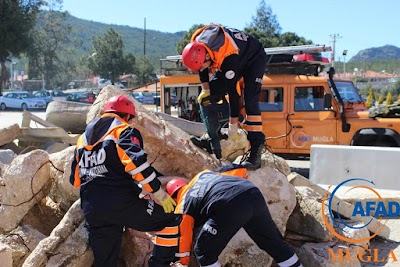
166 164 302 267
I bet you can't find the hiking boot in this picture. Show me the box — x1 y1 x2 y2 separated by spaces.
190 136 212 154
241 142 264 170
213 148 222 159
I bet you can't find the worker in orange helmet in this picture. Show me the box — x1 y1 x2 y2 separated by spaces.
70 95 179 267
166 163 302 267
182 24 267 170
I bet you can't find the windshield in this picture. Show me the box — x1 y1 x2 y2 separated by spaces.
331 81 363 103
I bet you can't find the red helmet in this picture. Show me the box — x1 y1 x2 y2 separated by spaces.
104 95 136 117
166 179 187 197
182 42 206 72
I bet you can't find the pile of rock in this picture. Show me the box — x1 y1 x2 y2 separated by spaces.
0 86 389 267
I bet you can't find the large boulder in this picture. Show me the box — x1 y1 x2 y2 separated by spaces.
0 124 21 147
0 150 51 232
48 146 79 211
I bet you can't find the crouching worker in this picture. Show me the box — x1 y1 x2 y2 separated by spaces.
70 95 179 267
166 164 302 267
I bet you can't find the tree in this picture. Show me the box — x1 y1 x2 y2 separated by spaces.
176 24 204 54
247 0 281 36
377 95 383 105
27 0 76 89
386 92 393 105
0 0 43 93
134 56 155 86
244 0 311 48
88 28 136 83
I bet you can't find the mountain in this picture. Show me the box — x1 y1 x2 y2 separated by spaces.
61 12 185 63
349 45 400 62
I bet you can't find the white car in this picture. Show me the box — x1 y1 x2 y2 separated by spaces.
0 91 47 110
98 79 124 89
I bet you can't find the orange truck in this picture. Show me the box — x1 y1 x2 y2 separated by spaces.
158 45 400 157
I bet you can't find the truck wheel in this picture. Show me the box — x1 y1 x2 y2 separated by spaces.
0 103 6 110
370 140 395 147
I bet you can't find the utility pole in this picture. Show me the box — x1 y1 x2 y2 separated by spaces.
330 34 341 67
143 18 146 56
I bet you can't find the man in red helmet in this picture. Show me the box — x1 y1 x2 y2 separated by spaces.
70 95 179 267
166 164 302 267
182 24 267 170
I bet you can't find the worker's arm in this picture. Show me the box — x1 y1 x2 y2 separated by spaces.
220 54 241 118
116 127 161 193
69 138 82 188
176 214 195 266
198 68 210 104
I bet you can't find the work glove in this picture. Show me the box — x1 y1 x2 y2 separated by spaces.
153 188 176 213
197 89 210 104
228 123 240 140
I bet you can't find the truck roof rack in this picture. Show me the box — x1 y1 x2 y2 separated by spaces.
160 44 332 76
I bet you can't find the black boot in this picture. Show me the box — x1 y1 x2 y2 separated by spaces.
190 136 212 154
242 142 264 170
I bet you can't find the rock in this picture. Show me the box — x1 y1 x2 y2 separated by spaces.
220 128 249 162
287 186 334 242
0 124 21 147
22 199 92 267
296 242 361 267
234 150 291 176
0 242 12 267
0 225 47 266
0 150 51 232
48 146 79 211
0 149 16 164
248 166 296 233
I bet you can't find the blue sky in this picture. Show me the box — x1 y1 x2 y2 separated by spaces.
62 0 399 61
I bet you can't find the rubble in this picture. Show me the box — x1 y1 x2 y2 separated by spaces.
0 85 392 266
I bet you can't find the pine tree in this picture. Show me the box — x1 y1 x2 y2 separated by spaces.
365 95 373 108
386 92 393 105
377 95 383 105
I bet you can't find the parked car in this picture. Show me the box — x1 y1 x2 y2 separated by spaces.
66 92 96 104
132 92 143 103
0 91 46 110
98 79 124 89
153 93 178 107
142 92 155 104
33 90 68 106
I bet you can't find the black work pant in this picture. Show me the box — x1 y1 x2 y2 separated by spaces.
243 53 267 145
194 187 298 266
84 198 179 267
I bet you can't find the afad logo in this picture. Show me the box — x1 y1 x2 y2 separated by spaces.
321 178 399 264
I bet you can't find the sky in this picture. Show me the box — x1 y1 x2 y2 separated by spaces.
62 0 400 61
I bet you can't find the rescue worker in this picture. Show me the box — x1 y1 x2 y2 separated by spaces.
166 164 303 267
70 95 179 267
182 24 267 170
190 71 230 159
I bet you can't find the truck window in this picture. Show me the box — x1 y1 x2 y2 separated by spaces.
294 86 325 111
259 87 283 111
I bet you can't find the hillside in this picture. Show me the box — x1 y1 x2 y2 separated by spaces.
61 12 184 62
349 45 400 62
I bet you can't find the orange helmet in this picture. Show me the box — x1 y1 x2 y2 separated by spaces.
104 95 136 117
182 42 206 72
166 179 187 197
